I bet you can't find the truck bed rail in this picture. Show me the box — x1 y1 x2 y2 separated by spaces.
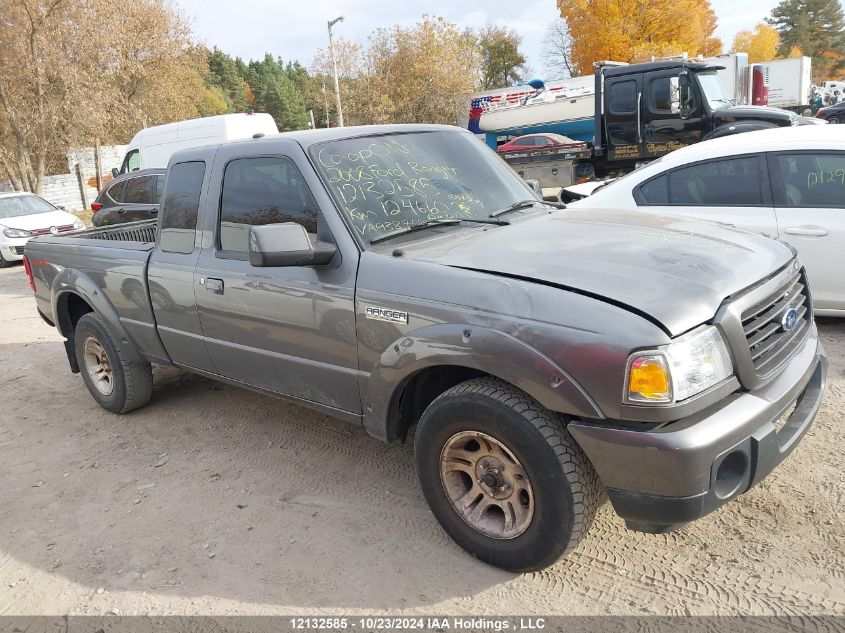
75 220 157 243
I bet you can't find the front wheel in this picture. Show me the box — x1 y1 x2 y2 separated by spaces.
829 116 840 124
414 377 602 572
74 313 152 413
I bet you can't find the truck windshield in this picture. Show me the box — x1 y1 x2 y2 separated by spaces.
311 130 536 245
0 194 56 219
697 71 732 109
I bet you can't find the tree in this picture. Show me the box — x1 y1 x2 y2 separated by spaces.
556 0 723 75
0 0 207 193
311 17 480 126
767 0 845 81
542 18 576 79
246 55 308 131
477 25 526 89
731 23 780 62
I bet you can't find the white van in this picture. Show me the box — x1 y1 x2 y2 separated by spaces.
116 113 279 175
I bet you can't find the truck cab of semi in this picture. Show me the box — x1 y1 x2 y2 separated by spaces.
596 60 799 166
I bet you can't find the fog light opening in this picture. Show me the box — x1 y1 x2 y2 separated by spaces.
714 451 748 499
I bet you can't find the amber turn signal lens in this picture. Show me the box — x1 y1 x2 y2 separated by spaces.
628 355 671 402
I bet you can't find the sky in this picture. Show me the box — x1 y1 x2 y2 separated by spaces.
173 0 781 79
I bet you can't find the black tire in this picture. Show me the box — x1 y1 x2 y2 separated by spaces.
0 251 10 268
414 377 602 572
829 116 840 124
74 313 152 413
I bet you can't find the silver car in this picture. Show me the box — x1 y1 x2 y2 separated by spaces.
571 125 844 316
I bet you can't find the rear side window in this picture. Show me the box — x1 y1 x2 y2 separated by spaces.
774 153 845 207
638 156 763 206
154 175 165 203
159 161 205 254
124 176 152 204
218 156 319 255
108 179 127 204
609 80 637 114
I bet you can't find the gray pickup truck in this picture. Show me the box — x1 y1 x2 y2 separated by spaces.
24 124 827 572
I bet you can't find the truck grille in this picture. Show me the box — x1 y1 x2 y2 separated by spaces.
741 269 811 378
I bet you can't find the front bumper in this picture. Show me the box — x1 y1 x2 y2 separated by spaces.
568 330 827 532
1 238 27 261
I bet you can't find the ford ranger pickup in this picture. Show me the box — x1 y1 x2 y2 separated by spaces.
23 124 827 571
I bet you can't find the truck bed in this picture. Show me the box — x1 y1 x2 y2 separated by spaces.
67 219 157 244
24 219 161 362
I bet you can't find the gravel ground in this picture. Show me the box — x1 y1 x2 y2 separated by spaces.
0 264 842 616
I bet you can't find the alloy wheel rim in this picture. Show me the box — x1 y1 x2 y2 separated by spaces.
83 337 114 396
439 431 534 539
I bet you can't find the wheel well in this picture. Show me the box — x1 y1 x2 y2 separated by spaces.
388 365 488 442
57 293 94 338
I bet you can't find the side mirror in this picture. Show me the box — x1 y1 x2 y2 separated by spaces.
249 222 336 267
524 178 542 195
111 167 120 178
670 76 681 115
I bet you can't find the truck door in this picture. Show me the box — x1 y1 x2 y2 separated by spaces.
147 157 218 373
641 71 702 158
604 74 644 161
193 141 361 414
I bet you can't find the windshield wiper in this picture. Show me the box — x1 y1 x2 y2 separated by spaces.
489 199 565 218
368 217 510 245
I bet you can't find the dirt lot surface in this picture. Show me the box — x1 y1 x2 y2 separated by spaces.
0 264 842 617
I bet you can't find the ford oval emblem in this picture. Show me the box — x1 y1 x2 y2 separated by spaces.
781 307 799 331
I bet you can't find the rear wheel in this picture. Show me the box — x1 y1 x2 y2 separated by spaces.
74 313 152 413
414 377 602 572
829 116 840 124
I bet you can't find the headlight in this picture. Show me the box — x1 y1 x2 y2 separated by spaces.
626 325 733 404
2 227 32 238
73 219 85 230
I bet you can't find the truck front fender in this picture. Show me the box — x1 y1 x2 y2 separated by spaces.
362 323 604 441
51 268 145 363
703 121 778 141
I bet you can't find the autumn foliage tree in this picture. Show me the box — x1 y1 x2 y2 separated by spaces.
556 0 722 75
0 0 208 193
731 23 781 62
311 16 481 126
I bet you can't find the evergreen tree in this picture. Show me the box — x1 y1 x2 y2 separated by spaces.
767 0 845 80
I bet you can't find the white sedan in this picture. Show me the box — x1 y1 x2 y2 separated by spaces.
570 125 845 316
0 192 85 267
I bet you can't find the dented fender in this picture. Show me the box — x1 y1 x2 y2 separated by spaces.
362 322 604 441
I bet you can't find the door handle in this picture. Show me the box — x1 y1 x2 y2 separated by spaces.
205 277 224 294
783 226 828 237
636 91 642 144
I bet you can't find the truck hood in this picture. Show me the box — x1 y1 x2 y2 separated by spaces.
0 210 79 232
401 209 794 336
712 104 796 126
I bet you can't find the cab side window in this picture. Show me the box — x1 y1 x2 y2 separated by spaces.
609 80 637 114
649 77 672 113
219 156 319 255
774 153 845 207
159 161 206 254
637 156 763 206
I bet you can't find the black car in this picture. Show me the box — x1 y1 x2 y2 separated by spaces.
815 101 845 124
91 168 165 227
